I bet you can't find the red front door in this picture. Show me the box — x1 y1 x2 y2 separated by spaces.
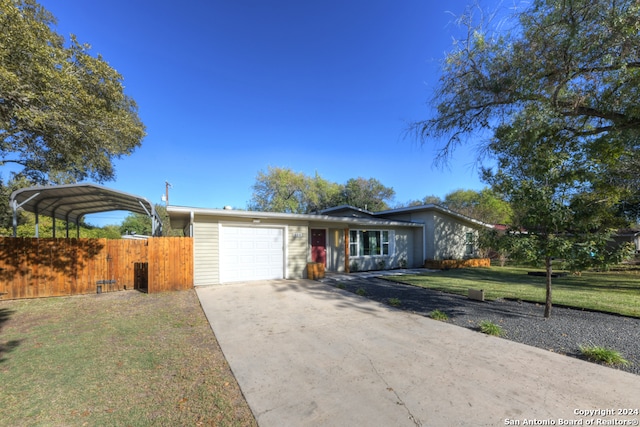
311 229 327 266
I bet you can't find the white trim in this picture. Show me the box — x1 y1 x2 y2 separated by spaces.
167 205 422 228
349 229 394 258
284 225 289 279
422 222 427 263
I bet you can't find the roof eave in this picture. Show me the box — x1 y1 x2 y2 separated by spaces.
167 205 423 228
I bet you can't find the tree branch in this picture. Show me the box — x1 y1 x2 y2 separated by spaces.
0 159 29 167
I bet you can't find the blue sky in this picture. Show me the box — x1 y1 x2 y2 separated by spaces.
34 0 496 225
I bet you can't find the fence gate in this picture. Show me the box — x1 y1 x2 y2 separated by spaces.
134 262 148 292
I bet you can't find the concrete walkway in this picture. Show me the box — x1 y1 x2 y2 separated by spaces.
196 279 640 427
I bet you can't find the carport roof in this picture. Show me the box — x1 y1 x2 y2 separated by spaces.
11 183 161 235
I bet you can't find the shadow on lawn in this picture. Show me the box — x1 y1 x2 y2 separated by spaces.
0 307 20 363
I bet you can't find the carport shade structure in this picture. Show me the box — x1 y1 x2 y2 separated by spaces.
10 183 162 237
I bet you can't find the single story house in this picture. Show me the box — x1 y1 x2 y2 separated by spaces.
611 229 640 253
167 204 491 285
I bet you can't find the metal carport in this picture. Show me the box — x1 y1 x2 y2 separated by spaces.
10 183 162 237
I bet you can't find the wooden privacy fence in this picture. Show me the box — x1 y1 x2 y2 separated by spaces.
0 237 193 300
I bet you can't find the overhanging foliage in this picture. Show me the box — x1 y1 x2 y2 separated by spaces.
0 0 146 183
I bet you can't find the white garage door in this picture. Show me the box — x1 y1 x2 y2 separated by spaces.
220 226 284 283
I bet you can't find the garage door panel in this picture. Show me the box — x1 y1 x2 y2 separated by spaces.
254 242 269 250
220 226 284 283
254 254 269 263
239 254 255 264
240 241 253 249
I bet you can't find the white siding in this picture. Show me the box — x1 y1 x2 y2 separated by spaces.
193 216 219 286
393 229 413 268
390 211 433 264
433 213 479 260
381 209 485 263
287 224 308 279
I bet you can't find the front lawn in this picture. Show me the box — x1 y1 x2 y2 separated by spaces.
0 290 257 427
389 266 640 318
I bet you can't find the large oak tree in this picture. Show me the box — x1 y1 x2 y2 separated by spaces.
0 0 145 183
412 0 640 317
341 177 395 212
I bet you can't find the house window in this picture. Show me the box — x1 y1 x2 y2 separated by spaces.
349 230 391 257
465 232 474 256
349 230 359 257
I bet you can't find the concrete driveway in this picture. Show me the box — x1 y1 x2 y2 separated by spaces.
196 279 640 427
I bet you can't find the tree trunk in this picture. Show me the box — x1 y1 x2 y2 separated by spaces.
544 256 553 318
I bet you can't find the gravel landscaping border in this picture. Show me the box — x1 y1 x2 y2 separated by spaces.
320 275 640 376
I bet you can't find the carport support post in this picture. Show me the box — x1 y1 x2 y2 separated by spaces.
12 199 17 237
345 228 350 273
11 192 41 237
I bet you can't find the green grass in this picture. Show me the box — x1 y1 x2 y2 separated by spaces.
429 309 449 321
0 290 256 427
387 297 401 307
356 287 367 296
388 266 640 318
579 344 630 366
479 320 504 336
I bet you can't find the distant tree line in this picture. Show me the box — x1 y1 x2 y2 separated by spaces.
247 166 513 225
248 167 395 214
